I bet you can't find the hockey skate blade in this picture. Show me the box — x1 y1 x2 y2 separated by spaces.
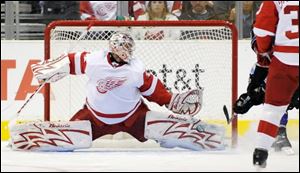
254 165 266 172
254 162 267 171
282 147 295 155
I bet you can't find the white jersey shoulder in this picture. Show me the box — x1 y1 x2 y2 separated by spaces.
84 49 110 76
85 49 107 65
128 56 145 74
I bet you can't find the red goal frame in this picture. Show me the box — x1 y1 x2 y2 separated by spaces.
44 20 238 147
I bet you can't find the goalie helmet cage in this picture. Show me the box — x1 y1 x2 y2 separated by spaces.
44 20 238 147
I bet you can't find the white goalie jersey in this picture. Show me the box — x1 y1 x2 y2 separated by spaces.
67 49 172 125
32 48 203 125
28 44 220 152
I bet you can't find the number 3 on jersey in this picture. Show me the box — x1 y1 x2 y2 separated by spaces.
284 5 299 39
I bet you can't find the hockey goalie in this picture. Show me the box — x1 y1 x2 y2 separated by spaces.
10 32 226 151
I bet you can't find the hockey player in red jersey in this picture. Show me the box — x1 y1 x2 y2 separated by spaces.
22 32 225 151
233 63 299 155
251 1 299 168
233 25 299 155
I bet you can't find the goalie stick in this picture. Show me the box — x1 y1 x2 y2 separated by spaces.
8 79 50 128
223 105 236 124
8 25 94 127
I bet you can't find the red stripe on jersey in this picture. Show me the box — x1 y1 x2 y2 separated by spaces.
274 45 299 53
80 52 88 73
257 120 279 138
68 53 76 74
86 99 141 118
139 72 154 92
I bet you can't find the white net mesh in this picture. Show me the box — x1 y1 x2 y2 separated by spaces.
45 21 236 142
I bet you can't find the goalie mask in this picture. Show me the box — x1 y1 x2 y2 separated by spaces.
109 32 135 63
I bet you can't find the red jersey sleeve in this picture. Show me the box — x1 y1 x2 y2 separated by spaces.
80 1 97 20
139 72 172 106
68 52 88 75
253 1 278 53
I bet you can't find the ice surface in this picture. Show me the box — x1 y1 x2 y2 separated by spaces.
1 139 299 172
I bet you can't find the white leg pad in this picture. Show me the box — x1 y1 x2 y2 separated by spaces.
10 120 92 151
144 111 226 151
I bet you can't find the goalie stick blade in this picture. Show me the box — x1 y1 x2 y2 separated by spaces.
223 105 230 124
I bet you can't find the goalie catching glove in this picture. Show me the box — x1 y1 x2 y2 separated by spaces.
31 54 70 83
167 88 203 116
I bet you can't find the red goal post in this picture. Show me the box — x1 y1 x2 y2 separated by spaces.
44 20 238 147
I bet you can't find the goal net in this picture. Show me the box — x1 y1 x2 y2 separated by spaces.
44 20 238 147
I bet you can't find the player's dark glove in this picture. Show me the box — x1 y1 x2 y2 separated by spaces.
247 65 268 102
233 93 253 114
233 85 265 114
234 64 267 114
